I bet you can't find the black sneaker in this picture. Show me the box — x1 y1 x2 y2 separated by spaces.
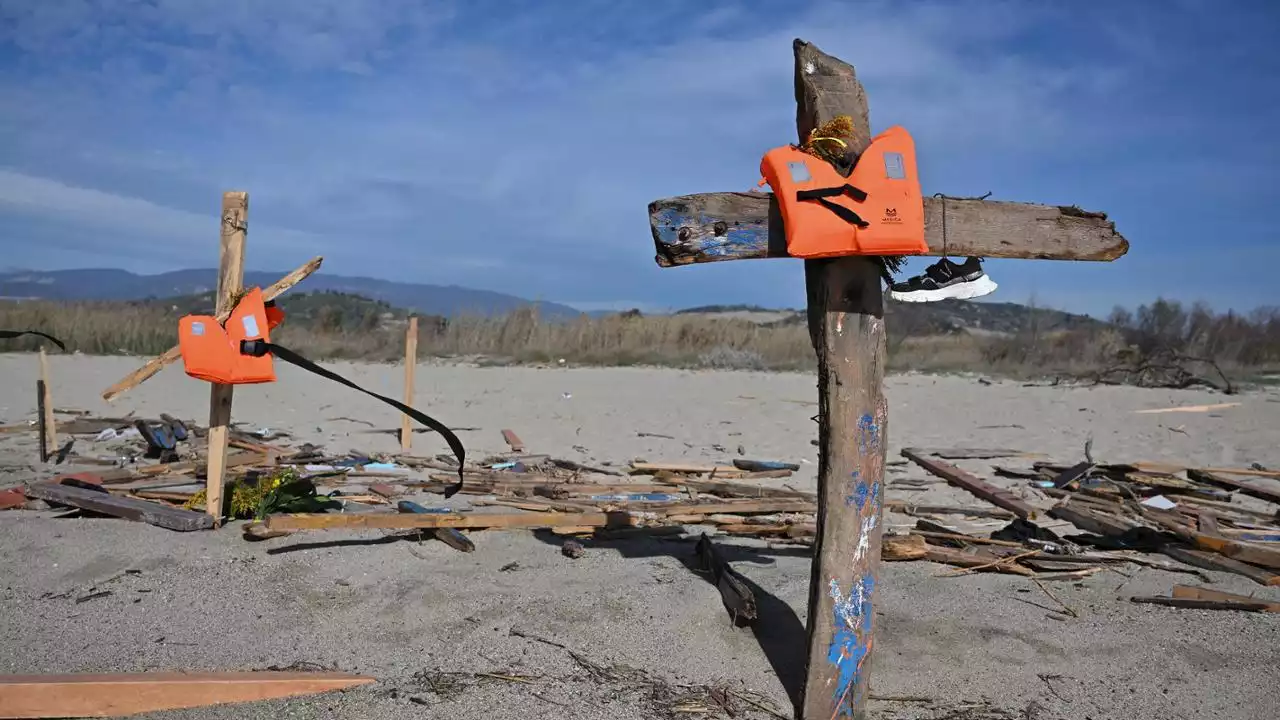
888 257 997 302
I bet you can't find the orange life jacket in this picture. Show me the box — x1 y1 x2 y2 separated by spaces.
178 286 281 385
759 125 928 259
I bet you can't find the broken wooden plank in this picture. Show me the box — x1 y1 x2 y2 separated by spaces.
1171 584 1280 611
1129 596 1274 612
884 501 1015 520
501 429 525 453
902 448 1037 519
924 448 1036 460
0 670 374 718
1157 545 1280 586
732 459 800 472
922 545 1035 576
398 500 475 552
1133 461 1280 480
1144 509 1280 570
265 510 634 532
100 256 324 402
23 482 213 532
1186 468 1280 506
648 191 1129 267
695 533 757 626
630 462 744 477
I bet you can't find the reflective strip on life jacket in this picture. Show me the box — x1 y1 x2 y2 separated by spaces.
759 125 929 259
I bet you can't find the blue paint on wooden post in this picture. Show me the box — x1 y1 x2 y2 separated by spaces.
856 413 880 456
826 573 877 716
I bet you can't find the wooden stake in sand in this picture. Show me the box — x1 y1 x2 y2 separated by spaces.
400 316 418 452
204 191 249 527
642 38 1129 720
36 348 56 463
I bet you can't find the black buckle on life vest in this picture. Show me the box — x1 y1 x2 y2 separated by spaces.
240 339 270 357
796 184 870 228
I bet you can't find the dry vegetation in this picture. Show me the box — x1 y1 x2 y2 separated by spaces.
1 295 1277 390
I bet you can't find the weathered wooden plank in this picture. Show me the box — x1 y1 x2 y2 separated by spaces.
792 39 888 720
1157 545 1280 586
100 255 324 402
649 192 1129 267
902 448 1038 519
24 482 213 532
1171 584 1280 611
265 510 634 532
695 533 758 626
1186 468 1280 506
0 671 373 718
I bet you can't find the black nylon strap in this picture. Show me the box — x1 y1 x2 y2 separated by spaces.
795 184 868 203
0 330 66 351
795 184 870 228
242 340 466 498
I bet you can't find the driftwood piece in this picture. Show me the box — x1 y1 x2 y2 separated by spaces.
923 448 1034 460
1170 584 1280 611
902 448 1037 519
649 192 1128 267
1186 469 1280 506
398 500 475 552
1129 596 1274 612
884 501 1015 520
265 510 633 532
1143 510 1280 570
695 533 757 626
500 429 525 452
24 482 213 532
0 671 373 718
1157 545 1280 586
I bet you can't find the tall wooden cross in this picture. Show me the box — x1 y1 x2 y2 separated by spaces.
645 40 1128 720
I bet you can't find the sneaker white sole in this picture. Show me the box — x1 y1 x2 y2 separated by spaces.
890 274 998 303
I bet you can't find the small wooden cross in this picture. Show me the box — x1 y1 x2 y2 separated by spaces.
644 39 1128 720
99 191 325 527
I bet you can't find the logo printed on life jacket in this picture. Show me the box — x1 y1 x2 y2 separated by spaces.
883 151 906 180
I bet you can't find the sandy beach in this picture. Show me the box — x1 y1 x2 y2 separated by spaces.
1 353 1278 720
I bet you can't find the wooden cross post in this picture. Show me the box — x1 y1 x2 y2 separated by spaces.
644 40 1128 720
204 191 248 527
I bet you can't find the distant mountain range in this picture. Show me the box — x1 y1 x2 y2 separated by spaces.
0 267 1103 335
0 267 585 319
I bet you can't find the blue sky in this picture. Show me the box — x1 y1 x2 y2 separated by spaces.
1 0 1276 317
